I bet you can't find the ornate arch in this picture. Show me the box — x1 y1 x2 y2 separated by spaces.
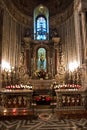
33 43 50 72
34 4 49 40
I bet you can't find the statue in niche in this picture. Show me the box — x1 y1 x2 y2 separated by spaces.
37 47 47 73
38 53 46 71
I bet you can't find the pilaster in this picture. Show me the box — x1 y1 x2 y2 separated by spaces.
74 0 82 65
81 12 87 60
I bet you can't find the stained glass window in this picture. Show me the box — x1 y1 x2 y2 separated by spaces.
34 5 49 40
36 16 47 40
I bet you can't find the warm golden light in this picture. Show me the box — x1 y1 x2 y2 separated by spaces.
12 108 17 113
69 61 79 72
3 109 7 113
1 60 11 71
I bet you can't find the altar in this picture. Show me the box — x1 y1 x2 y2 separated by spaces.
30 79 53 90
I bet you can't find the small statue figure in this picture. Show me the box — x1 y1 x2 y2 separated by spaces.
38 53 46 71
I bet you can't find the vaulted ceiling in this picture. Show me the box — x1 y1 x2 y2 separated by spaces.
11 0 74 17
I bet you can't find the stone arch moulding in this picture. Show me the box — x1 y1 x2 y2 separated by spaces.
34 4 49 40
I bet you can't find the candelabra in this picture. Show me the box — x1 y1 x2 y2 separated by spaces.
2 69 10 87
1 67 20 88
52 67 82 90
70 69 81 85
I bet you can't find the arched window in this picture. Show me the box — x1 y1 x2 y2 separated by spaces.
36 16 47 40
34 5 49 40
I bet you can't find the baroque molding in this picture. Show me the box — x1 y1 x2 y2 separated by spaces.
74 0 82 12
50 2 74 27
2 0 32 26
81 0 87 12
1 0 74 27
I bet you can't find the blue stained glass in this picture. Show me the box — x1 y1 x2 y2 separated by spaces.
36 16 47 40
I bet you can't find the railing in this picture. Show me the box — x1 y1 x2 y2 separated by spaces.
0 89 33 115
55 88 87 110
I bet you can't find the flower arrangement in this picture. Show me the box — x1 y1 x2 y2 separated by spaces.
34 69 47 79
35 95 51 105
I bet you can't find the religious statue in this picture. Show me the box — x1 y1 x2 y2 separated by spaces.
38 53 46 71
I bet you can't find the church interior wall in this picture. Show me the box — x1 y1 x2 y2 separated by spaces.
0 2 33 71
56 14 76 71
0 0 87 86
0 0 87 120
48 2 80 72
2 10 16 67
0 8 3 87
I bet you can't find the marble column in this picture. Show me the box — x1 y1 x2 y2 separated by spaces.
81 12 87 59
52 37 60 75
0 9 3 88
23 37 31 75
0 66 1 88
74 10 82 64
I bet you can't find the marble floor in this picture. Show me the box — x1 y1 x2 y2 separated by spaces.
0 109 87 130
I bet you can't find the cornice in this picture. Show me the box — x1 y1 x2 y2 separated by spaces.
50 2 74 26
81 0 87 12
1 0 75 27
74 0 82 12
2 0 32 26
